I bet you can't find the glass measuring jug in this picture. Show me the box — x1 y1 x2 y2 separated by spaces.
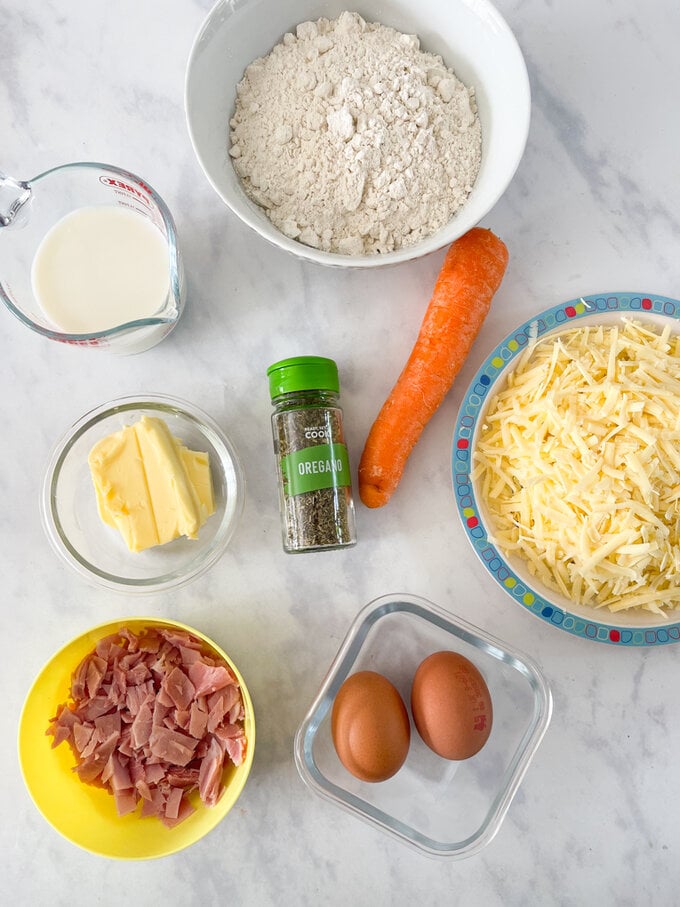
0 162 185 354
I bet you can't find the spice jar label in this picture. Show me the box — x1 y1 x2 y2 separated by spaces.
281 442 352 496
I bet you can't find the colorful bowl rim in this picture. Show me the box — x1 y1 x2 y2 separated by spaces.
452 292 680 647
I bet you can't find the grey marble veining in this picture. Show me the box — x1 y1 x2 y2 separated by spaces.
2 0 680 904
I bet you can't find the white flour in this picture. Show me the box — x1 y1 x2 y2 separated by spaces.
229 12 482 255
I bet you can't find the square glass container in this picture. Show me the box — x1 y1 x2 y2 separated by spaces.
294 593 552 858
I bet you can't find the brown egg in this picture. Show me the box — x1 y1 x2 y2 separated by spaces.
331 671 411 782
411 651 492 760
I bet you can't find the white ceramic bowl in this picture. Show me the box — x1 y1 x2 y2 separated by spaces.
453 293 680 647
185 0 530 268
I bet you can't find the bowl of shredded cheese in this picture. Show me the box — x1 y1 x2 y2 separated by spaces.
453 293 680 646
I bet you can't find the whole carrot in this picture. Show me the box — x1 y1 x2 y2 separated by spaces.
358 227 509 508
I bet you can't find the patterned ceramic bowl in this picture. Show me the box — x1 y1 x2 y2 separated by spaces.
453 293 680 646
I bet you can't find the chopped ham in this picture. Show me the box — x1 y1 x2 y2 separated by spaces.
173 708 191 732
214 722 245 741
126 661 151 686
85 656 107 699
162 666 196 711
178 645 202 665
160 796 196 829
165 767 200 788
206 685 239 726
228 701 244 724
73 722 94 753
159 629 202 651
144 763 167 785
117 725 133 758
188 662 234 697
94 711 121 739
215 683 240 714
224 734 246 767
189 702 208 740
152 698 172 728
102 751 132 791
119 651 145 672
129 757 146 785
206 691 228 733
135 779 153 801
198 736 224 808
75 696 113 722
70 657 91 701
92 730 119 764
95 633 123 660
109 664 127 706
157 688 175 709
130 695 154 749
164 785 184 820
47 626 247 828
48 704 79 748
74 730 119 783
149 726 198 767
140 788 165 818
114 788 139 816
125 681 154 717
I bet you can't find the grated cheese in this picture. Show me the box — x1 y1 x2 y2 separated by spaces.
473 319 680 615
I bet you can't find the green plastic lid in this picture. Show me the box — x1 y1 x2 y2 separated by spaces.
267 356 340 399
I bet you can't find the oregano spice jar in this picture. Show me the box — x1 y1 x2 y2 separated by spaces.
267 356 357 553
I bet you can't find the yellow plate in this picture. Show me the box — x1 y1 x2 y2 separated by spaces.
18 617 256 859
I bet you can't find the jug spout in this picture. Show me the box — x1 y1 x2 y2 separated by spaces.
0 171 32 227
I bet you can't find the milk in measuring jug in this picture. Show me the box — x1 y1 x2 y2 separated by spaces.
31 206 170 333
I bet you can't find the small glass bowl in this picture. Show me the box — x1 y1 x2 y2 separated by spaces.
294 593 552 859
41 394 245 592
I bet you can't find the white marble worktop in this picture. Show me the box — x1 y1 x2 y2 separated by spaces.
2 0 680 903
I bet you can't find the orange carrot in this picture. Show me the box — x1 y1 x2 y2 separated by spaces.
358 227 509 508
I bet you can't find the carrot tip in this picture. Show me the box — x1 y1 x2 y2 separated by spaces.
358 483 390 509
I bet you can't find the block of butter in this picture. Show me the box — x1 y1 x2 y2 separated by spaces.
88 415 215 552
